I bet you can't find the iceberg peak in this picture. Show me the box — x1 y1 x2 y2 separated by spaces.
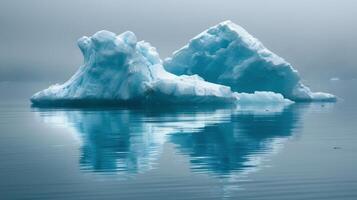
164 21 335 102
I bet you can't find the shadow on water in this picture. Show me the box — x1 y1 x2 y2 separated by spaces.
32 103 323 180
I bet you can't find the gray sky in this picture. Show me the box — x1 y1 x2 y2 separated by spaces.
0 0 356 85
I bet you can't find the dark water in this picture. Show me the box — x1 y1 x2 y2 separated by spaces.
0 82 357 200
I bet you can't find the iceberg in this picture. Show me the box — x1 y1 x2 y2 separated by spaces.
31 30 292 106
164 20 336 102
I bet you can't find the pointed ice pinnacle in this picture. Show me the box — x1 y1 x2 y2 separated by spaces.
164 20 336 101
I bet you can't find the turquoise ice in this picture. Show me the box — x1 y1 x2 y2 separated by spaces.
31 29 291 106
164 21 335 101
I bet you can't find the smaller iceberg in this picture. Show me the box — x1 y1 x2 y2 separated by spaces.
31 30 292 106
164 20 336 102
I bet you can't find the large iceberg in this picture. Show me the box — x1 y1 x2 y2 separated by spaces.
31 30 292 106
164 20 336 102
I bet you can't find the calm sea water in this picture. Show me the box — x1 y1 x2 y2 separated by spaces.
0 81 357 200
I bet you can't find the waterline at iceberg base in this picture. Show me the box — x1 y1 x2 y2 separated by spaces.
30 21 335 107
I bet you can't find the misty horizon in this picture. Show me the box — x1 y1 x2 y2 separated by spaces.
0 0 356 85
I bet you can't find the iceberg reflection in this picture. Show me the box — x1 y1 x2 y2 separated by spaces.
35 107 232 175
34 104 306 178
170 105 302 177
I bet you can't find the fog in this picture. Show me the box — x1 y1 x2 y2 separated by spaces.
0 0 356 86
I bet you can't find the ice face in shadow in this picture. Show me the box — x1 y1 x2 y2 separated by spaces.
33 103 304 178
30 30 293 106
164 20 336 102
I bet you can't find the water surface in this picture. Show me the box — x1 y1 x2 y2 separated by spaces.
0 82 356 200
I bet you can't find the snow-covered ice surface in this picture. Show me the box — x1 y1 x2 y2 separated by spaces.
31 30 292 106
164 20 336 102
